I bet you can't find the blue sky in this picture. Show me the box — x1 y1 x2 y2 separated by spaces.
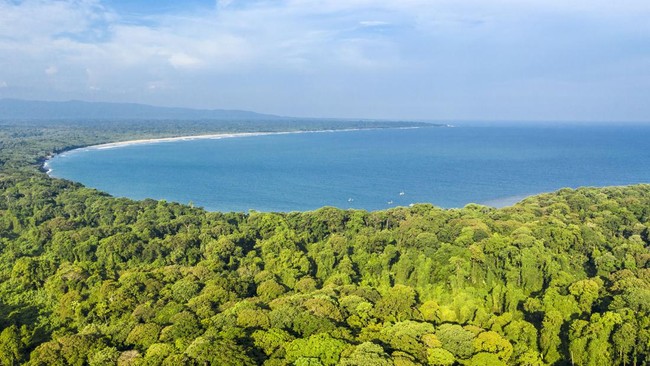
0 0 649 121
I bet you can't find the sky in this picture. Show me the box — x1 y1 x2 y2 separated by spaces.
0 0 649 121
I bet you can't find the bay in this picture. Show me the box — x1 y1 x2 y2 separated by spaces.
47 123 650 212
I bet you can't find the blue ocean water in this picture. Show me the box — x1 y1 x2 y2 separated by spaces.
47 124 650 212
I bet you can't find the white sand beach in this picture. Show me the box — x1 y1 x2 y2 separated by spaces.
76 126 425 151
91 132 272 150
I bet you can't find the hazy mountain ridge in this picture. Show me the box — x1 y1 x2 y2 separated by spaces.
0 99 283 120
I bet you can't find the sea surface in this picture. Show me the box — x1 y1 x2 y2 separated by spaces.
47 123 650 212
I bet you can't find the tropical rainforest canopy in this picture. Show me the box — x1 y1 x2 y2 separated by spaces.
0 120 648 365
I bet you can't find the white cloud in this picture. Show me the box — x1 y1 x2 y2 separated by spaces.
168 53 202 69
359 21 390 27
0 81 7 88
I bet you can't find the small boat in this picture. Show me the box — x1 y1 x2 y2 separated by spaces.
348 198 354 202
399 191 405 196
387 200 393 204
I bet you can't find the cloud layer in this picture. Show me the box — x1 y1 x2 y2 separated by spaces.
1 0 649 121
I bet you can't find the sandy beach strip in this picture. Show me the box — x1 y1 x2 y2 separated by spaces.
91 131 272 150
80 125 426 151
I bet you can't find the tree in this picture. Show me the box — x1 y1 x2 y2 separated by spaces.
568 278 601 313
611 321 637 366
125 323 161 351
185 336 256 365
252 328 294 357
142 343 176 365
467 352 506 366
339 342 392 366
88 347 120 366
379 321 435 362
284 333 348 366
256 279 287 302
472 331 513 363
426 348 455 366
540 310 564 364
435 324 475 360
373 285 417 322
0 325 22 366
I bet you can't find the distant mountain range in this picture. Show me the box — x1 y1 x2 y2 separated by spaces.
0 99 282 120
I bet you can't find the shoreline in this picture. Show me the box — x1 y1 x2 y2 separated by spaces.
42 126 425 174
89 131 277 150
42 131 279 175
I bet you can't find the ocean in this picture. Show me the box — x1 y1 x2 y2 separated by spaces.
46 123 650 212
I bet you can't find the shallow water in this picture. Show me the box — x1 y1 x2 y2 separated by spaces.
47 123 650 212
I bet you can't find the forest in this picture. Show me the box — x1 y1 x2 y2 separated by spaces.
0 120 649 365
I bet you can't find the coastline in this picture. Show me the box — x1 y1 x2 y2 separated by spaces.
89 126 427 150
89 131 276 150
42 126 425 175
42 131 280 175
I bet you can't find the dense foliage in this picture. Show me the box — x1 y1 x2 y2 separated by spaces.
1 122 649 365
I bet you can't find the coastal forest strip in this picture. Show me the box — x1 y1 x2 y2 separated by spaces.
0 120 649 365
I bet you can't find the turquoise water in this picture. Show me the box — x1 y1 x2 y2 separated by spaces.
47 124 650 212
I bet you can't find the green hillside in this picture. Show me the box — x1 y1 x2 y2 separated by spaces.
0 122 648 365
